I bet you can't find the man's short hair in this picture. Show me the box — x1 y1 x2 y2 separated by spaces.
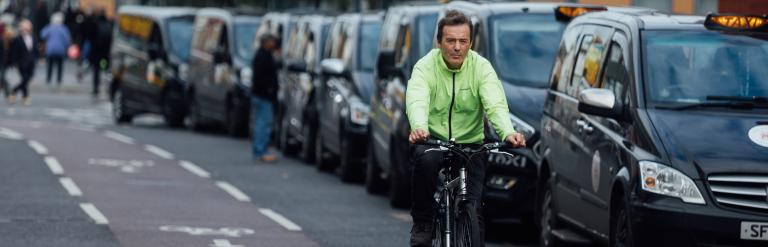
436 10 472 42
260 34 279 48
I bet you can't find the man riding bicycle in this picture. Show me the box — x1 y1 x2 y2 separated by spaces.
405 10 525 246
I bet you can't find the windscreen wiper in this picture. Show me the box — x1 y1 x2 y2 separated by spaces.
656 98 768 110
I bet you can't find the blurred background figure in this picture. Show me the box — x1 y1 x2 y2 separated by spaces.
82 7 112 98
250 34 280 163
40 12 71 86
0 14 11 98
8 19 37 106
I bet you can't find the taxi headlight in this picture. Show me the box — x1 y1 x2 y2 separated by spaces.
509 113 535 140
240 67 253 87
640 161 705 205
349 101 370 125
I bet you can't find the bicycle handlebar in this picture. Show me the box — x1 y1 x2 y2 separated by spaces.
421 139 517 156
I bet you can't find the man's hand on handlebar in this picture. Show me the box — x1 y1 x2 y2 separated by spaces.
505 133 526 148
409 129 430 144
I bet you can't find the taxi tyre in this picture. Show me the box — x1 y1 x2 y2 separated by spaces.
112 89 133 124
338 134 363 183
279 116 299 155
187 92 206 132
389 138 411 208
315 131 337 171
226 95 248 137
539 175 562 247
611 192 634 247
365 143 387 194
299 108 317 163
162 89 185 128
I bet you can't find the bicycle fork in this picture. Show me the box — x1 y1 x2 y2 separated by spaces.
442 167 468 247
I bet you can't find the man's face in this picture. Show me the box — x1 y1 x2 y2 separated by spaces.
20 21 31 35
439 24 471 69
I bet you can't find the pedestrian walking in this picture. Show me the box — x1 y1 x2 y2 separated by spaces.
82 8 112 98
7 19 37 106
250 34 281 163
40 12 71 86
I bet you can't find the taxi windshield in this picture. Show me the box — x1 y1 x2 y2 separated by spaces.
490 14 565 88
234 21 260 63
643 30 768 104
166 17 194 62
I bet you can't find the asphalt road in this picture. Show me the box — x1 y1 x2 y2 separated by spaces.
0 63 537 247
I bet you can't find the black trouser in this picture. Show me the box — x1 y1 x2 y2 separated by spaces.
410 143 488 225
92 60 101 96
46 55 64 84
12 67 33 98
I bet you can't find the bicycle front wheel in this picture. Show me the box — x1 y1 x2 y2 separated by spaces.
455 201 482 247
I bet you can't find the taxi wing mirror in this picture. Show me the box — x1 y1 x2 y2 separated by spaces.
286 59 308 73
578 88 626 120
213 50 231 65
320 58 347 76
376 50 399 76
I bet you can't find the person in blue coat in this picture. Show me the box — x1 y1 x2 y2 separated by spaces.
40 12 71 85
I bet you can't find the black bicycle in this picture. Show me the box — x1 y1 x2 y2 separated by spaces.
421 139 523 247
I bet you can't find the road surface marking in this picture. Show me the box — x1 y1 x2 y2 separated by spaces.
215 181 251 202
103 131 135 144
44 157 64 175
69 124 96 132
159 225 254 237
145 145 174 159
258 208 302 231
88 159 154 173
179 160 210 178
27 140 48 155
80 203 109 225
59 177 83 196
211 239 244 247
0 127 23 140
5 108 15 116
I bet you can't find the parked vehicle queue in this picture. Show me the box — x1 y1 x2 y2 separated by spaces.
108 3 768 246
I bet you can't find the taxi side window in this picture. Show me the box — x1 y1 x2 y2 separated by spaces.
553 25 583 93
568 26 613 97
601 42 629 106
394 23 412 67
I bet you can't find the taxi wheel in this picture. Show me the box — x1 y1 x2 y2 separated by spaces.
162 91 184 128
388 142 410 208
539 177 561 247
279 117 299 155
112 89 132 124
299 122 316 163
365 144 387 194
225 102 247 137
611 197 634 247
188 96 205 132
338 137 362 183
315 132 336 172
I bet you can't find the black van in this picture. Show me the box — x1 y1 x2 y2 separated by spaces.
186 8 261 136
110 6 196 127
274 14 334 161
314 12 383 181
540 11 768 246
366 2 441 208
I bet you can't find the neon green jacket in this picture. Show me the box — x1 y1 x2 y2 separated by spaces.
406 49 516 144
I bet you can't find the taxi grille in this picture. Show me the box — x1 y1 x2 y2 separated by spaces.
708 175 768 212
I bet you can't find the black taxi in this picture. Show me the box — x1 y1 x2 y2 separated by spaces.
539 11 768 246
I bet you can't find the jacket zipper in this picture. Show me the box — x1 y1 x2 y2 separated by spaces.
448 72 456 140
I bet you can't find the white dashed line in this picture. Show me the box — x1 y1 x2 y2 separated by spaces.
144 145 174 159
0 127 23 140
59 177 83 196
179 160 210 178
44 157 64 175
27 140 48 155
258 208 302 231
103 131 135 144
80 203 109 225
212 239 243 247
215 181 251 202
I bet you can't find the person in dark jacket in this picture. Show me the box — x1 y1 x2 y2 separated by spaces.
82 8 112 98
250 34 280 163
8 19 37 106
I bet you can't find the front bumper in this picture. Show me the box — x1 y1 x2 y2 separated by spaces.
631 195 768 246
482 153 538 219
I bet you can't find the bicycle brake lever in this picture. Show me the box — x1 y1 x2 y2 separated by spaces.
489 150 515 157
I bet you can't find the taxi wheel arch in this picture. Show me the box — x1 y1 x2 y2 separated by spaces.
610 182 634 247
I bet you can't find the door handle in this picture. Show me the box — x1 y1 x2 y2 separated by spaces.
576 119 594 134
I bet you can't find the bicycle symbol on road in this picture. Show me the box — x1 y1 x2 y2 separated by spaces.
88 158 155 173
159 225 255 237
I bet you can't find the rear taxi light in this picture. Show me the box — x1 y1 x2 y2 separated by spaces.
705 14 768 31
555 6 607 22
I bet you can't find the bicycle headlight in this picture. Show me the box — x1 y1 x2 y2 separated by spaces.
640 161 705 205
239 67 253 87
349 101 370 125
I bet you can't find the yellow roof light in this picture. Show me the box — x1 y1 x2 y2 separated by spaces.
705 14 768 31
555 6 607 22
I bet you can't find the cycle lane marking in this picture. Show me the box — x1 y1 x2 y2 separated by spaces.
59 177 83 196
45 156 65 175
80 203 109 225
28 140 48 155
103 131 136 144
145 144 175 159
216 181 251 202
258 208 302 231
180 160 211 178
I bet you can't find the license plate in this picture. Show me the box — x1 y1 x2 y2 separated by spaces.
741 222 768 240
